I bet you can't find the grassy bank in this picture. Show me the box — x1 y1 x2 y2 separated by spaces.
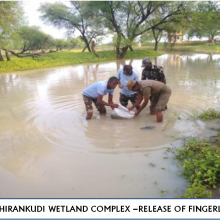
175 109 220 198
0 49 162 74
1 41 219 74
137 41 220 52
162 41 220 52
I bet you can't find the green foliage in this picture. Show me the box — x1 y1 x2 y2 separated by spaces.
16 26 54 52
54 39 69 51
181 181 212 198
176 138 220 198
0 2 23 32
198 109 220 121
67 37 84 49
39 1 105 51
187 1 220 42
89 1 187 57
0 2 24 48
0 49 162 74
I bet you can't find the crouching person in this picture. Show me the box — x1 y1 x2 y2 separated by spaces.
127 79 171 122
82 77 119 120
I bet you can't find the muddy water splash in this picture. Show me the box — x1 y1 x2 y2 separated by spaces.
0 53 219 198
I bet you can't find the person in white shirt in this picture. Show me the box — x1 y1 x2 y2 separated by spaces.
82 77 119 120
116 65 140 109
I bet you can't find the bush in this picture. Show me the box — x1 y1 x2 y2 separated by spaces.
176 138 220 198
198 109 220 120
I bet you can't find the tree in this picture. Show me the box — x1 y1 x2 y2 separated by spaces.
67 37 84 50
0 1 23 61
89 1 186 59
17 26 54 53
188 1 220 43
4 26 55 59
148 2 193 50
54 39 69 51
39 1 104 54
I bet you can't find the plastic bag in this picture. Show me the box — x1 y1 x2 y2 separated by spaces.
111 104 135 119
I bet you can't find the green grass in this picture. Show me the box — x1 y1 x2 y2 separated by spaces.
176 137 220 198
188 109 220 121
198 109 220 121
137 41 220 52
176 108 220 198
0 49 162 74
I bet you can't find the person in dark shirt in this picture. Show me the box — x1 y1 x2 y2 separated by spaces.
141 57 166 84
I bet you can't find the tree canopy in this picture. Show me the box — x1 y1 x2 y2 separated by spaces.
188 1 220 43
39 1 104 53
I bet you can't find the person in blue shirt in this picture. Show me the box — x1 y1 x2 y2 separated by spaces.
117 65 140 109
82 77 119 120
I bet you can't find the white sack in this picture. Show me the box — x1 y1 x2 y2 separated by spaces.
111 104 135 119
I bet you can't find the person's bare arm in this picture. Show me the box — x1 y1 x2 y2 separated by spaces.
163 77 166 84
97 94 118 108
134 96 149 116
108 94 118 109
131 87 151 116
118 82 123 89
128 93 143 111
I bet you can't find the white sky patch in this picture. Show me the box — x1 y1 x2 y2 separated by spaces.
22 0 67 39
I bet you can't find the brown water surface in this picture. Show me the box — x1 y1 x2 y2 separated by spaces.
0 52 220 198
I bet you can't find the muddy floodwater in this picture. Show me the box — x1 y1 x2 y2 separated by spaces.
0 52 220 198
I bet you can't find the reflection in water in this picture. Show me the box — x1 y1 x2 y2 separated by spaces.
0 53 220 198
0 53 220 152
116 59 134 72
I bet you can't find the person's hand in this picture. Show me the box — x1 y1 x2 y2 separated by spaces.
111 104 119 109
128 106 134 111
134 111 140 117
119 84 123 89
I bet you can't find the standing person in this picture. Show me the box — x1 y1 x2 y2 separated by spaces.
82 77 119 120
141 57 166 83
117 65 140 109
141 57 167 109
126 79 171 123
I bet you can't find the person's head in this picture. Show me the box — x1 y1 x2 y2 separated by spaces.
107 76 119 89
142 57 152 69
127 79 140 92
123 65 133 76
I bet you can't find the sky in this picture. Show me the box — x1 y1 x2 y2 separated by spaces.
22 0 112 43
23 1 69 39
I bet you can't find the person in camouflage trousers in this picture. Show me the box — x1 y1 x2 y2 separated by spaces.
141 57 166 84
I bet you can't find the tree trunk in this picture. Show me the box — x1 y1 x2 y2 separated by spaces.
154 41 159 51
82 46 87 52
82 44 91 53
152 28 162 51
116 46 129 59
121 46 129 58
128 46 134 51
0 50 4 61
114 32 129 59
116 47 122 59
6 49 41 58
79 34 92 52
91 40 99 57
210 36 215 43
41 47 46 53
5 50 10 61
